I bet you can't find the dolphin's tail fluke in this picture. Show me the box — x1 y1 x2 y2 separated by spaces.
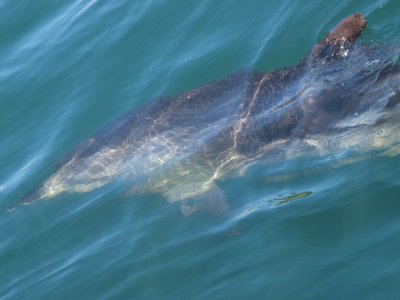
19 186 46 206
6 186 46 213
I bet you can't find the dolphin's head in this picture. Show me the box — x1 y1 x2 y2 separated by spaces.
300 45 400 155
287 11 398 144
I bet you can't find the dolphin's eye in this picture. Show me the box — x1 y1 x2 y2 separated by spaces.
376 130 383 136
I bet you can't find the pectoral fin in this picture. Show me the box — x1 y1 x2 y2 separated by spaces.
174 182 229 217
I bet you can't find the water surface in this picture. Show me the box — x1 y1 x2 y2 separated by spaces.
1 0 400 299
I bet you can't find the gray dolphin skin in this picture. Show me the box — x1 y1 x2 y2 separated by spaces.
15 14 400 213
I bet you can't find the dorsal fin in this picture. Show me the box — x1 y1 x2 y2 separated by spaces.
312 13 367 61
321 13 367 46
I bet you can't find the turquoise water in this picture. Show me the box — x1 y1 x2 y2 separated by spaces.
2 0 400 299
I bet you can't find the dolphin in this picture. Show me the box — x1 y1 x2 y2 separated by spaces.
13 14 400 213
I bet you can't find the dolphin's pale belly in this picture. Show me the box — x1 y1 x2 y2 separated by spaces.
39 107 400 204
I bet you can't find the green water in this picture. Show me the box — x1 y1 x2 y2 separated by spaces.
2 0 400 299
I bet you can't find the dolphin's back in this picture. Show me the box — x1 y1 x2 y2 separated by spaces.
61 70 265 163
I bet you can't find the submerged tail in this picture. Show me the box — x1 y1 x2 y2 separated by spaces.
6 186 46 213
19 186 46 205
